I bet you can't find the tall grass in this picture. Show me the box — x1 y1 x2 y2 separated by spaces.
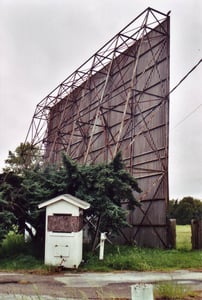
0 232 44 271
83 243 202 271
176 225 192 250
0 226 201 272
83 225 201 272
154 282 197 299
0 231 28 257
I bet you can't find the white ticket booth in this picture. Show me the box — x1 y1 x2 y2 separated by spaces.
38 194 90 269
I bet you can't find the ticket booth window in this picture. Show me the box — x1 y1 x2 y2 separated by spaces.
48 214 83 233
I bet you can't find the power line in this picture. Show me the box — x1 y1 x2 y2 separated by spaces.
169 59 202 96
173 103 202 129
169 59 202 129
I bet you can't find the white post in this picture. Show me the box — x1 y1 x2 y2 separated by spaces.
131 284 153 300
99 232 107 260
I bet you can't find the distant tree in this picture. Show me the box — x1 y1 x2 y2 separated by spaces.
193 199 202 220
168 199 178 219
175 197 194 225
3 142 41 174
168 197 202 225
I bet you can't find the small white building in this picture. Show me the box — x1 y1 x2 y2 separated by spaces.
38 194 90 269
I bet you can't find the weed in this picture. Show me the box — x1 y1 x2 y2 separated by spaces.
154 281 197 299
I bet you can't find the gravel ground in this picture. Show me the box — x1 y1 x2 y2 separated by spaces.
0 272 131 299
1 271 202 299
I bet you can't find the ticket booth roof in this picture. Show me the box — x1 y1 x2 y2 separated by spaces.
38 194 90 210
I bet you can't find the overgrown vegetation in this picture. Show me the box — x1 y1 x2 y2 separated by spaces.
154 282 197 299
0 144 141 249
1 142 202 277
0 231 44 272
0 227 201 273
81 225 199 271
83 244 202 272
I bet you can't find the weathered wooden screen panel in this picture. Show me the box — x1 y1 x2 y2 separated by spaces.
27 8 170 248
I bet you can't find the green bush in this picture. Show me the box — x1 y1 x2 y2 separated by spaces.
0 231 28 258
0 232 44 271
0 231 44 259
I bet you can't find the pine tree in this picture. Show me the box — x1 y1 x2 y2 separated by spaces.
0 147 142 248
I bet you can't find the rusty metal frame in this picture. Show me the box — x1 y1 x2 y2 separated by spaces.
25 7 170 248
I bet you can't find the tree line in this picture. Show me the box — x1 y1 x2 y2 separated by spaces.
168 196 202 225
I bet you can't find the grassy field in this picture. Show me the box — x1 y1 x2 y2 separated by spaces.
82 225 199 272
0 225 201 272
176 225 192 250
83 245 202 272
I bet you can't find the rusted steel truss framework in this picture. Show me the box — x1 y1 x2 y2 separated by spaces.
26 7 170 248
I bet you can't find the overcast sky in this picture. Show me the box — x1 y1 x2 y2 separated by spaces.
0 0 202 200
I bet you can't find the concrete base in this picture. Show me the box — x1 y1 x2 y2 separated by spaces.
131 284 153 300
